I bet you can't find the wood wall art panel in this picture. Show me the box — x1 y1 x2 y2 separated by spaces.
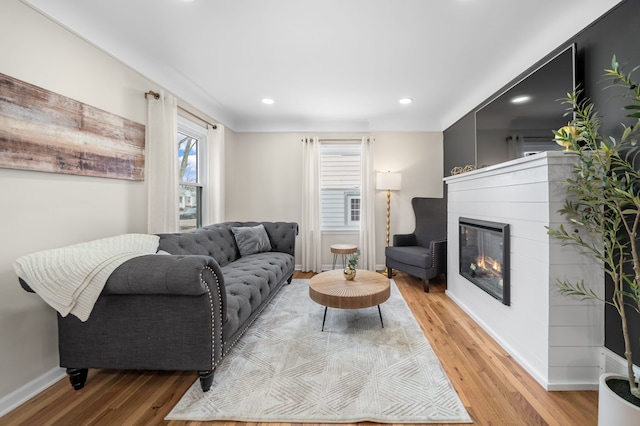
0 73 145 181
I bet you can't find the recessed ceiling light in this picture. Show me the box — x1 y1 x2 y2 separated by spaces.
261 98 274 105
511 95 531 104
399 98 413 105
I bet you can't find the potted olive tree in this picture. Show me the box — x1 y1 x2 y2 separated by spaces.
548 56 640 424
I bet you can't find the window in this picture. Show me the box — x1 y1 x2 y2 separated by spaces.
320 143 361 231
178 117 206 231
346 193 360 225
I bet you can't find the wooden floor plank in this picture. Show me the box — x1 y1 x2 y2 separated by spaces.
0 271 598 425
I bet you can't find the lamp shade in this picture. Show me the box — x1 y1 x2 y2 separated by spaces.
376 172 402 191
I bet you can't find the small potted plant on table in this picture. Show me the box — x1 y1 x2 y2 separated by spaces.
343 249 360 280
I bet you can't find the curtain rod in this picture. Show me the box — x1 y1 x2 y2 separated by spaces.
505 135 550 142
301 138 369 143
319 138 364 142
145 90 217 129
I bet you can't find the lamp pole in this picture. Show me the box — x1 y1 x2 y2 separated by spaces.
385 188 392 248
376 171 402 275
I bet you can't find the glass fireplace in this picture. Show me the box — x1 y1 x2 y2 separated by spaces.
459 217 510 305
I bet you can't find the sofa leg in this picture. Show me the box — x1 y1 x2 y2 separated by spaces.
422 279 430 293
287 274 293 284
66 368 88 390
198 370 214 392
387 267 392 279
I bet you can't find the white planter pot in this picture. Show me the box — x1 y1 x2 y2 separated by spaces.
598 373 640 425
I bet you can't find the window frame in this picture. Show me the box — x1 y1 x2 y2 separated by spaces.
177 116 207 231
319 142 361 233
345 192 361 226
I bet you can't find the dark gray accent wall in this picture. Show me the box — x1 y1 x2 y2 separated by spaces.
443 0 640 365
443 111 475 176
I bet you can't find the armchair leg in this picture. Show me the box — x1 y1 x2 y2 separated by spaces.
422 279 429 293
66 368 88 390
198 370 214 392
387 267 392 279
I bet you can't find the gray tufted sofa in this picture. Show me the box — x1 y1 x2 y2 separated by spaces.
19 221 298 392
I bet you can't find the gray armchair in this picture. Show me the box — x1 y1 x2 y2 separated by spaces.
385 197 447 292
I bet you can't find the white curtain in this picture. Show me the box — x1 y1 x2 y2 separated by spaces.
301 137 322 272
359 136 376 271
507 134 523 160
146 90 179 234
206 123 225 225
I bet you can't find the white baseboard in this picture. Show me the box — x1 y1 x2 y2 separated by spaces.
321 264 387 272
600 347 640 381
445 291 554 390
546 382 598 391
295 264 387 273
446 291 611 391
0 367 66 419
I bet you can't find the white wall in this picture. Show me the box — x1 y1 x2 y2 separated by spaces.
226 131 443 269
0 0 156 403
0 0 445 410
373 132 444 238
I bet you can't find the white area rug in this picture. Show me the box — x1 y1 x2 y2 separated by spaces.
166 279 472 423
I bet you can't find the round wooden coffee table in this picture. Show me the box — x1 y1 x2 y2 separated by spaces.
309 269 391 331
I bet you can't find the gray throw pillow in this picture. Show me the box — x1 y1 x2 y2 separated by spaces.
231 224 272 256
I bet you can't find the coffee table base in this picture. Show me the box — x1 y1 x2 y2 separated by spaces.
321 305 384 332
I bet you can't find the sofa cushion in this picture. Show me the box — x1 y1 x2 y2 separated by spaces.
231 224 272 256
385 246 433 269
220 251 294 339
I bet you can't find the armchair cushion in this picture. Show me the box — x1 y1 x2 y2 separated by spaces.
385 246 433 269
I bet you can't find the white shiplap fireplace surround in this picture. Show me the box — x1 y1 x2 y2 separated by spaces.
444 151 603 391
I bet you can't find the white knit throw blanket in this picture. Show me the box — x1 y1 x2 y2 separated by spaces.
13 234 159 322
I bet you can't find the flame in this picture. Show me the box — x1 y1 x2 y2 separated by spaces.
492 258 501 272
476 254 501 272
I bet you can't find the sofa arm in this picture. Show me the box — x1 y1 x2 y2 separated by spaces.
430 239 448 274
103 254 225 296
261 222 298 256
17 254 225 297
392 233 417 247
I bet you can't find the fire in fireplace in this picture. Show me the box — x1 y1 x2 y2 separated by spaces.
459 217 510 305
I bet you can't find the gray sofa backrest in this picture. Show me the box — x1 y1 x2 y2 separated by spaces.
157 221 298 267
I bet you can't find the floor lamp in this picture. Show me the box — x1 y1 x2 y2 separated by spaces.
376 171 402 275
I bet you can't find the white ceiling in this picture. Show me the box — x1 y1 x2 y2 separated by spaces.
21 0 622 132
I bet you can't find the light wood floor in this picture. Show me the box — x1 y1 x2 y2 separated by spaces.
1 271 597 426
